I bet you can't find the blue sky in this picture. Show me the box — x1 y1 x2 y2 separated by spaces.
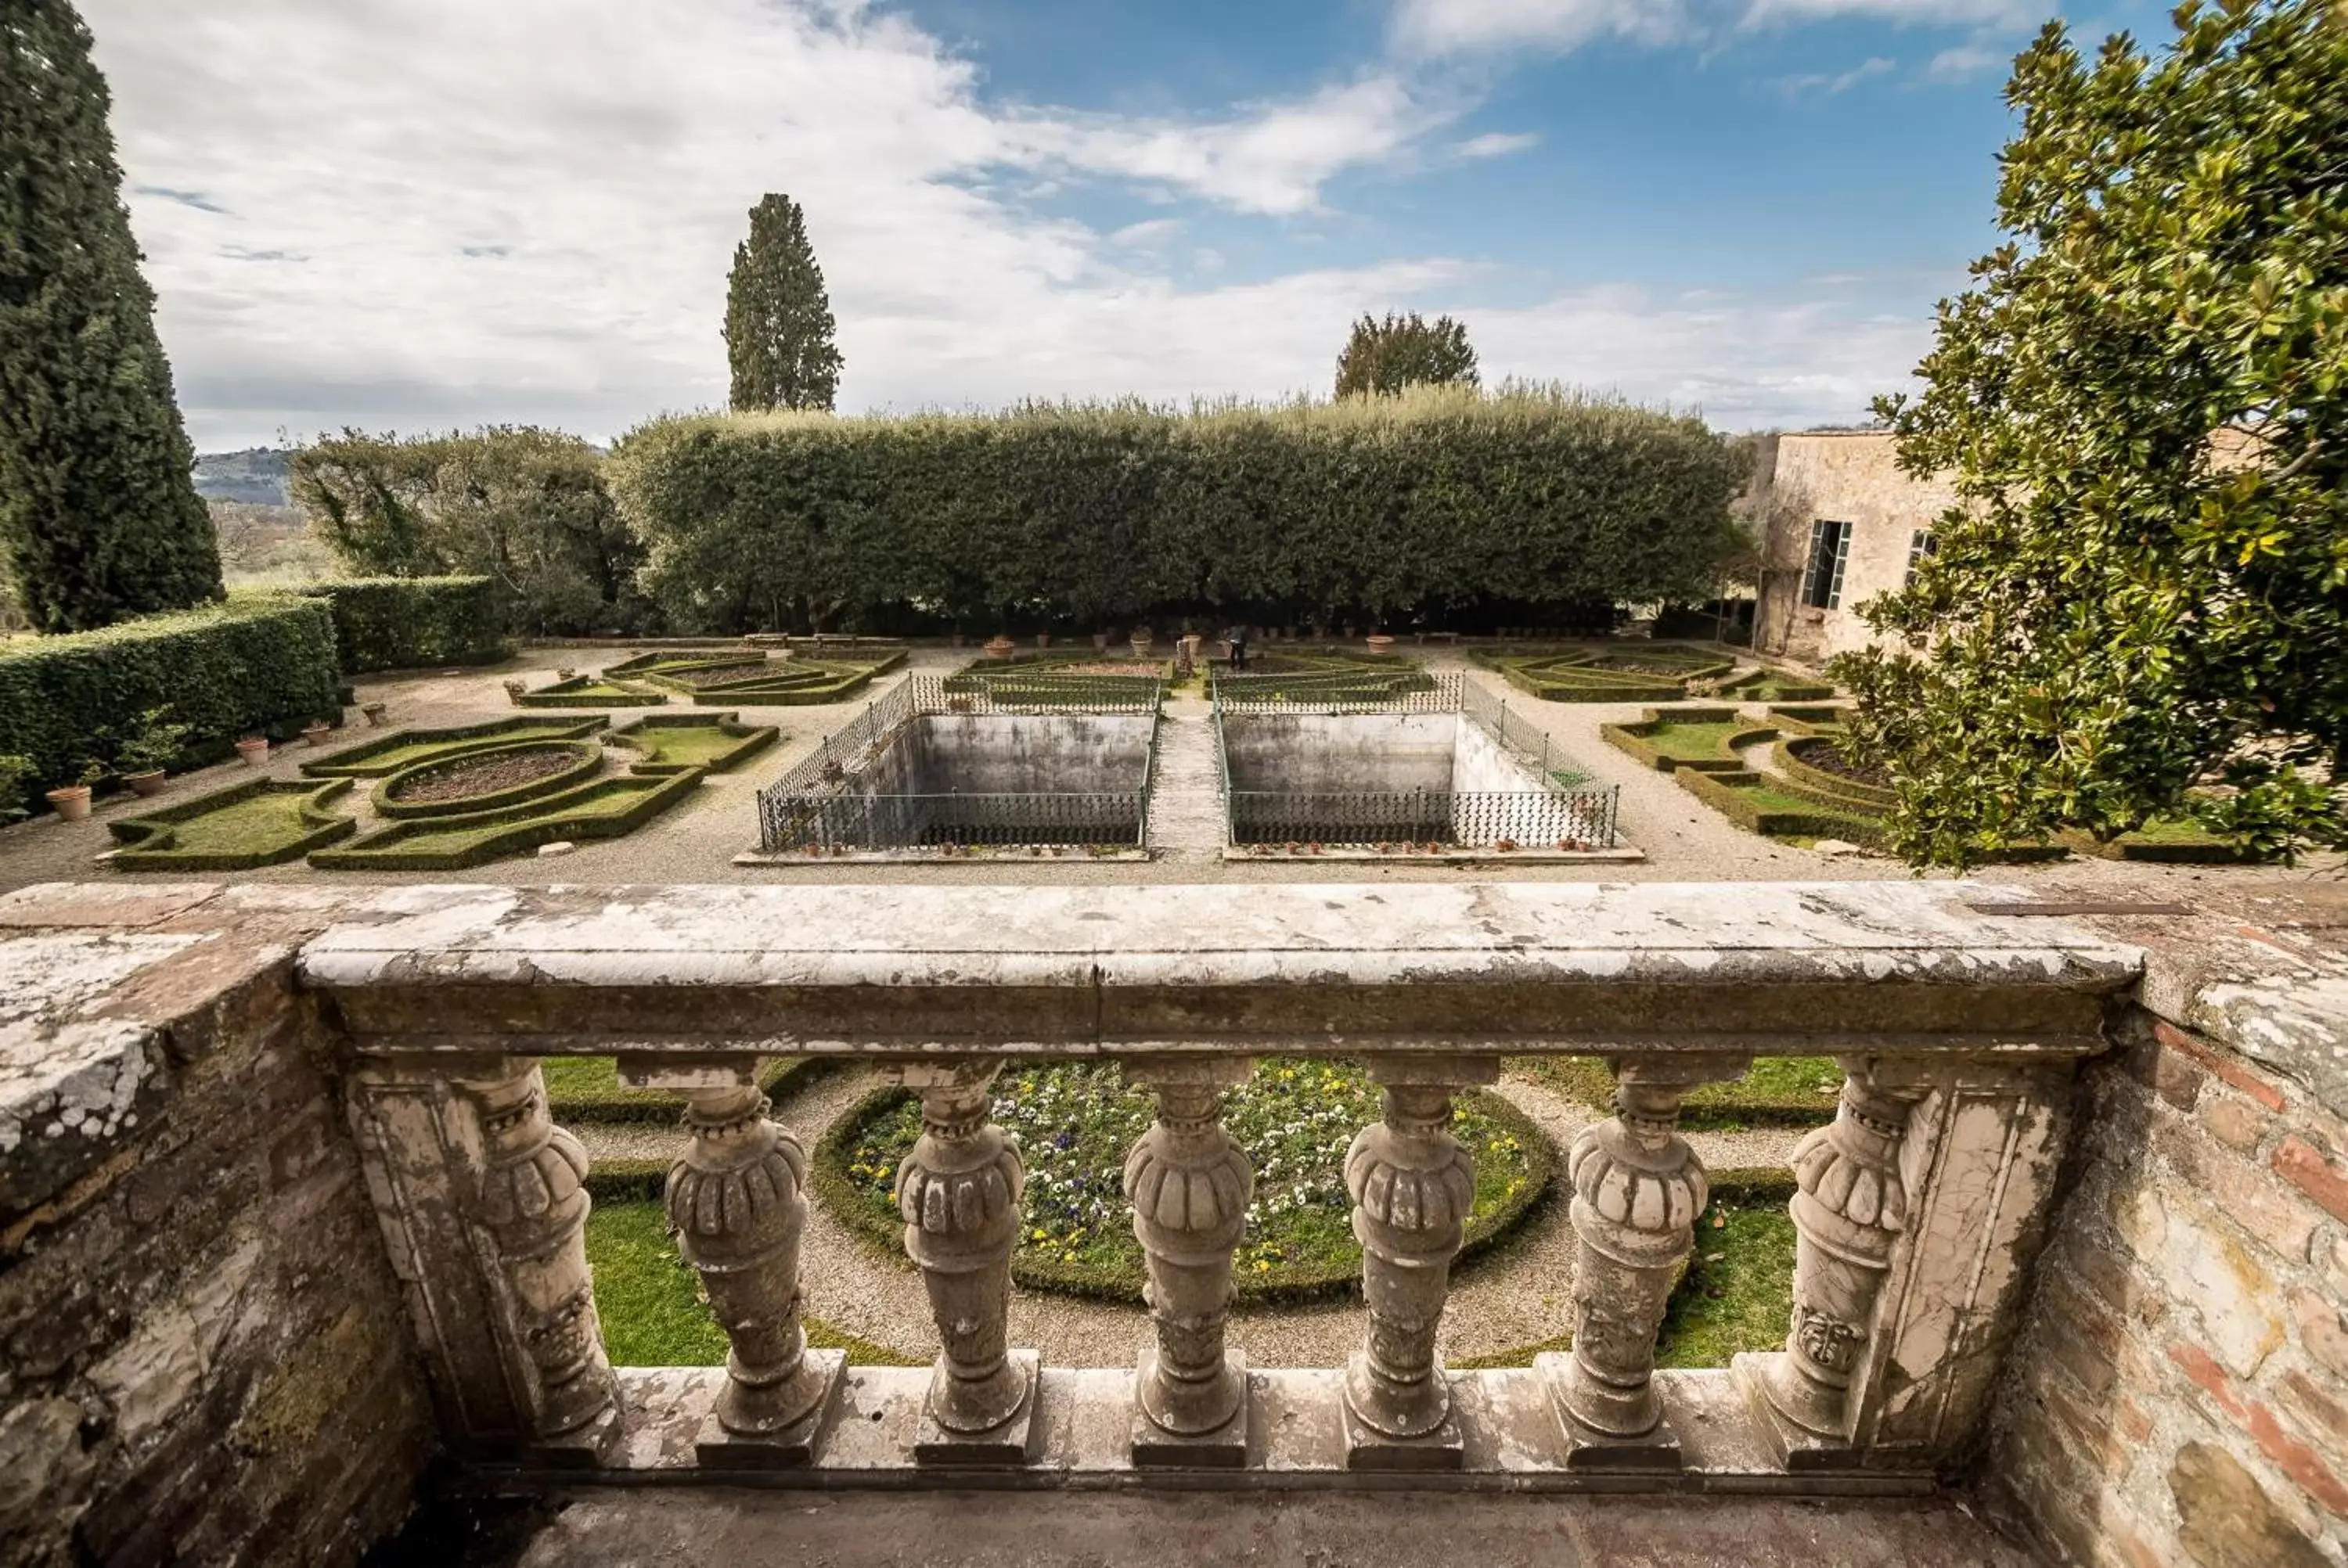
84 0 2179 449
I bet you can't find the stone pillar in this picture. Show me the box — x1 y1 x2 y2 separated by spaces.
889 1059 1040 1463
1121 1058 1255 1466
463 1059 619 1460
643 1058 846 1466
1341 1055 1497 1469
1736 1057 1928 1461
1541 1054 1745 1468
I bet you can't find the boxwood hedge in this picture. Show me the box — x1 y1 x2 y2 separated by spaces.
0 595 341 797
299 576 509 672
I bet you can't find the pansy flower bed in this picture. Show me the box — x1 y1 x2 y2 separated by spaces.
814 1057 1551 1304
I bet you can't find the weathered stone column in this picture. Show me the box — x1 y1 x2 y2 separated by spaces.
1541 1054 1745 1468
889 1059 1040 1463
1341 1054 1497 1468
1737 1057 1928 1460
1121 1058 1255 1466
634 1056 846 1466
463 1059 619 1459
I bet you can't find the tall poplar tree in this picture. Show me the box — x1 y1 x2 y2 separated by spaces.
0 0 222 632
723 194 843 413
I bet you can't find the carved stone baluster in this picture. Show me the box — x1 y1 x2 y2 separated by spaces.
889 1059 1040 1463
1341 1055 1497 1469
1122 1058 1255 1466
1542 1054 1746 1468
464 1059 619 1459
1734 1056 1928 1463
628 1056 846 1466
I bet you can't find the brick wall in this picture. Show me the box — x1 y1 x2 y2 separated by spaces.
0 945 437 1567
1997 1007 2348 1567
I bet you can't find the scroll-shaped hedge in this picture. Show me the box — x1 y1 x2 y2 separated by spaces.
610 387 1745 635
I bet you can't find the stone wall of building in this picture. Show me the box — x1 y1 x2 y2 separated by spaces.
1752 431 1957 667
1993 934 2348 1566
0 890 438 1567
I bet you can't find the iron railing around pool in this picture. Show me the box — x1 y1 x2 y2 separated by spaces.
1211 670 1460 715
1226 786 1618 849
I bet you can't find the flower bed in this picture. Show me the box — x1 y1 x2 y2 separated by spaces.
301 717 609 777
1776 735 1896 813
1470 642 1735 703
603 713 780 774
513 676 661 708
371 740 607 818
1599 707 1765 773
106 777 356 871
812 1058 1552 1306
310 768 702 869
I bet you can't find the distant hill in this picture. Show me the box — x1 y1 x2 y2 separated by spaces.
193 448 291 506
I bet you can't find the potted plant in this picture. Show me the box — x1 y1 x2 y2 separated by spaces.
1366 632 1396 658
1033 632 1051 651
300 718 333 747
1129 626 1156 658
1092 630 1111 651
983 634 1017 661
362 702 390 727
502 678 529 704
114 707 193 797
0 754 33 825
45 759 105 822
234 735 271 767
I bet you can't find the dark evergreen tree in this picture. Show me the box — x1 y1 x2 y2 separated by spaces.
0 0 222 632
723 194 843 412
1333 311 1480 399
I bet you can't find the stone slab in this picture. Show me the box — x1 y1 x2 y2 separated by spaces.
1536 1354 1684 1471
1129 1350 1250 1468
913 1350 1043 1466
694 1350 848 1469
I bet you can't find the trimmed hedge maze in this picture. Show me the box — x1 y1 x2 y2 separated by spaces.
371 741 608 819
1601 707 1774 774
513 676 661 708
1470 642 1734 703
106 778 356 871
600 647 906 706
302 717 610 778
603 713 780 773
1211 649 1435 705
942 649 1170 707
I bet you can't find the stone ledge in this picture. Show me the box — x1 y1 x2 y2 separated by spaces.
577 1365 1935 1494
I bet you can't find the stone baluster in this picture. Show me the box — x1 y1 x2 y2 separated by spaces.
625 1056 846 1466
1121 1059 1255 1466
1340 1055 1497 1468
463 1059 619 1458
1735 1056 1928 1462
889 1059 1040 1463
1542 1054 1745 1468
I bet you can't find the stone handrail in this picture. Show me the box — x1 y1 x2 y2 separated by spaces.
283 880 2138 1486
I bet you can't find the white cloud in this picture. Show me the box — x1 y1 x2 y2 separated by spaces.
1391 0 1687 56
1775 56 1895 95
1110 218 1183 247
1741 0 2029 27
1928 41 2013 81
83 0 1930 446
1455 131 1540 159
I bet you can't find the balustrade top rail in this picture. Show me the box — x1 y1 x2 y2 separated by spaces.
297 882 2135 1054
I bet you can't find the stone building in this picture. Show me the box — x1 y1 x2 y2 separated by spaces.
1748 430 1956 667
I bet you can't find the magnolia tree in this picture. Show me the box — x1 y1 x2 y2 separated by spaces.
1836 0 2347 866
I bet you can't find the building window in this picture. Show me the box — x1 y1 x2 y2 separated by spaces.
1800 520 1852 610
1905 529 1938 584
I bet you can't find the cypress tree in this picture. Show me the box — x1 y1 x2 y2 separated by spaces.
0 0 223 632
1334 311 1480 399
722 194 843 413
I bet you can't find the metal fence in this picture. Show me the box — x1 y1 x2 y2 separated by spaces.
1460 678 1576 782
1226 787 1618 849
1212 671 1461 715
755 676 1159 853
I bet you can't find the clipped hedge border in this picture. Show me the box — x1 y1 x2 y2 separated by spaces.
604 712 780 775
513 677 661 709
1598 706 1748 773
1777 735 1896 813
301 716 610 778
808 1079 1556 1308
1763 703 1849 736
1676 767 1895 850
1716 668 1837 703
309 767 702 870
371 739 607 819
560 1056 832 1131
106 777 356 871
0 595 341 798
299 576 509 673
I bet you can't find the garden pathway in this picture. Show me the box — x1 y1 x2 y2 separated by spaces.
1143 695 1226 861
579 1064 1804 1368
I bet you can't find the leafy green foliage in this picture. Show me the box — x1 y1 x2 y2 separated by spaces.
724 193 842 413
0 595 339 796
298 576 509 672
612 387 1744 635
1835 1 2348 866
110 705 193 775
0 752 33 822
1334 311 1479 398
289 428 647 635
0 0 222 631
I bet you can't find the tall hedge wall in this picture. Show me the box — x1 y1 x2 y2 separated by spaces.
610 387 1745 635
300 576 508 673
0 595 340 795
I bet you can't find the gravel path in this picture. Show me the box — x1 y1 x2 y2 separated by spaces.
577 1063 1806 1366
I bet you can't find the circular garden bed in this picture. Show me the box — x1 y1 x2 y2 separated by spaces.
373 740 604 818
812 1058 1553 1306
1783 734 1890 792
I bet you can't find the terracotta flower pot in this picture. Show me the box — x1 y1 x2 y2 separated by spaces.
235 737 270 767
983 635 1017 661
1129 629 1156 658
1366 633 1396 657
124 770 167 798
301 722 332 747
362 703 389 728
1092 631 1111 650
1033 633 1051 650
45 786 92 822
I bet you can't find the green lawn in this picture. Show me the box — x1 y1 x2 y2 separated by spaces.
344 778 661 856
614 724 765 768
1514 1056 1843 1130
135 789 336 854
1634 721 1756 761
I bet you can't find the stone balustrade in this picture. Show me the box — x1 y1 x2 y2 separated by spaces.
289 879 2133 1487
